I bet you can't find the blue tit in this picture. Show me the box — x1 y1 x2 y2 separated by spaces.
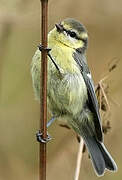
31 18 117 176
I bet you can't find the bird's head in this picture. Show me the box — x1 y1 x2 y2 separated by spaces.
49 18 88 53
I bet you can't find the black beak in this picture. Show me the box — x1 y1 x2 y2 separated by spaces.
55 23 64 32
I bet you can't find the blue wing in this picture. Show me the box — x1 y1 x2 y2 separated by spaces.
73 51 103 142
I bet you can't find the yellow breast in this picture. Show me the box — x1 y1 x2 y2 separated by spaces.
48 38 80 74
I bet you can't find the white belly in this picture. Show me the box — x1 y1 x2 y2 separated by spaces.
48 71 88 116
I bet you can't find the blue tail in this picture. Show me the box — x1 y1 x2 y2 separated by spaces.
83 135 117 176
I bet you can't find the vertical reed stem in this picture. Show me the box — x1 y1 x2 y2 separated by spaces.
39 0 48 180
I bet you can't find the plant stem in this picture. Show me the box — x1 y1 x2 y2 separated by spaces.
39 0 48 180
74 137 84 180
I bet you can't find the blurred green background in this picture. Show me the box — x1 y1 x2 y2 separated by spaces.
0 0 122 179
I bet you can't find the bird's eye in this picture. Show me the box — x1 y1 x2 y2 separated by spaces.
69 31 77 38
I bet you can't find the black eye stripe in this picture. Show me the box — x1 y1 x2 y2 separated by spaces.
68 31 77 38
63 28 79 39
60 25 87 42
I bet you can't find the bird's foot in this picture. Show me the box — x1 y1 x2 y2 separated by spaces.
36 130 52 143
38 44 51 54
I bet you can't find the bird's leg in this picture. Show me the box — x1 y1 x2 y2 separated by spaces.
38 44 64 77
47 116 56 128
36 116 57 143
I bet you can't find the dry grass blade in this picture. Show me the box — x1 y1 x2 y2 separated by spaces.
74 137 84 180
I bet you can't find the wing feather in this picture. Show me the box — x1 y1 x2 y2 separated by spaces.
73 51 103 142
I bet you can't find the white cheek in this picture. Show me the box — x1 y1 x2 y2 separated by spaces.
67 35 77 43
63 31 77 43
63 31 67 36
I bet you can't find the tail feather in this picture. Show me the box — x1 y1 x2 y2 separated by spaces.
97 142 117 171
82 135 117 176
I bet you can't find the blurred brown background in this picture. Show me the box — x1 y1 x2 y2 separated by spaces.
0 0 122 179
